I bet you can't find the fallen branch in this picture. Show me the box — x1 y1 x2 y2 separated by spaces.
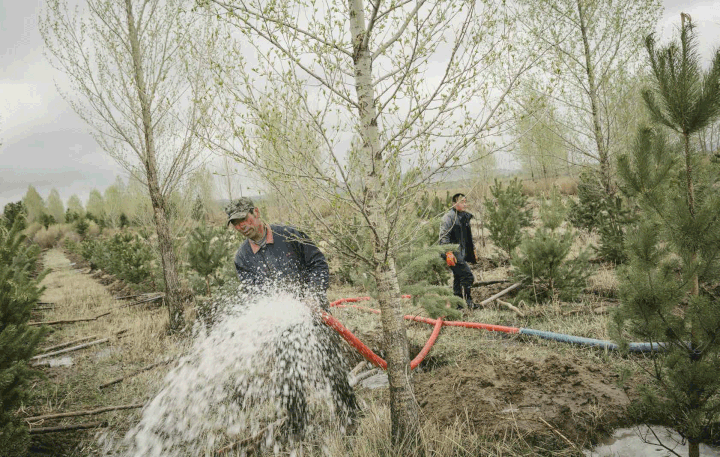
217 417 286 455
37 335 100 355
472 279 511 287
33 306 55 311
114 293 146 300
121 294 165 308
496 299 525 317
28 311 111 326
99 358 174 389
32 338 109 362
479 282 523 307
25 403 143 422
36 302 55 306
29 421 108 434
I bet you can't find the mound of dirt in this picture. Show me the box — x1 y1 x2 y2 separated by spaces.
414 352 631 447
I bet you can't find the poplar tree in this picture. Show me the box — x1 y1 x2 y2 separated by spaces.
46 189 65 224
22 186 46 225
614 20 720 457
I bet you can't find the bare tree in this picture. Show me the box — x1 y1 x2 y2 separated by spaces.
41 0 220 331
517 0 661 192
202 0 540 447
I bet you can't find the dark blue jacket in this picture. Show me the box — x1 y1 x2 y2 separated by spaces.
439 208 477 264
234 224 330 305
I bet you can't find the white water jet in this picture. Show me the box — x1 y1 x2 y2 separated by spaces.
106 288 356 456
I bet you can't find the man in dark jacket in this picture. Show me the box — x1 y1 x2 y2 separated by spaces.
225 197 357 439
227 197 330 310
439 193 477 309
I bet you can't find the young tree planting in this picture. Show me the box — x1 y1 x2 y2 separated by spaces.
41 0 221 331
203 0 541 447
615 21 720 457
0 221 47 456
484 178 533 259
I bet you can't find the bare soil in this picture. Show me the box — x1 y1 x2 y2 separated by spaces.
414 352 631 449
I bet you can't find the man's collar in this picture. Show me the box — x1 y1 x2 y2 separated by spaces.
249 224 273 254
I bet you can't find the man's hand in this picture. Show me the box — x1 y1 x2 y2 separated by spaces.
445 251 457 267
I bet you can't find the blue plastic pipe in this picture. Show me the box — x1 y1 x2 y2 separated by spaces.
518 328 666 352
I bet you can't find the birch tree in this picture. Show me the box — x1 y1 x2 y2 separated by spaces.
203 0 539 447
517 0 661 192
41 0 220 331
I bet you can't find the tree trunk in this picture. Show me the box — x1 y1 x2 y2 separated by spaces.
577 0 611 194
347 0 422 448
125 0 185 332
376 260 422 449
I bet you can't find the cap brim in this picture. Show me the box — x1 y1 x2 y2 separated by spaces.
227 212 248 225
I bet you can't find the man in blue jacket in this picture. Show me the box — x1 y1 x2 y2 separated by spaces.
439 193 477 309
227 197 330 310
225 197 357 439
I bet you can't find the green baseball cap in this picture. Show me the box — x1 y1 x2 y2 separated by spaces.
225 197 255 225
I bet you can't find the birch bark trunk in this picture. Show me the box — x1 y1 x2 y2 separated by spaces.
347 0 422 448
577 0 611 193
125 0 185 332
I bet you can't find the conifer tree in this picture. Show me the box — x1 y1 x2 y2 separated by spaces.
512 187 592 303
1 202 26 231
187 224 232 296
614 20 720 457
0 220 48 456
483 178 533 259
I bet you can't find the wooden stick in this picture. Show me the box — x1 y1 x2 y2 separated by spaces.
496 299 525 317
99 358 174 389
114 293 146 300
479 282 523 307
38 335 99 354
471 279 511 287
25 403 143 422
539 417 576 449
33 306 55 311
121 294 165 308
29 421 108 434
31 338 109 362
28 311 111 326
36 302 55 306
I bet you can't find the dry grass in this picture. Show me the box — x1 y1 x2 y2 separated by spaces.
28 249 185 446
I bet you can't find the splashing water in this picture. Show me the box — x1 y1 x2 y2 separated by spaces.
107 289 357 456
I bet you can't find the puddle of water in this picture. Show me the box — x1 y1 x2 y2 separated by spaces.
585 425 720 457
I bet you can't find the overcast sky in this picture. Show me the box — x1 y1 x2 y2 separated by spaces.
1 0 719 209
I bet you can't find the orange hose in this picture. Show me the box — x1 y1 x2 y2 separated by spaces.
321 312 387 369
410 317 443 369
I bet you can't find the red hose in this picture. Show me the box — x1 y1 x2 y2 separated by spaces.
321 312 387 369
325 295 520 371
404 315 519 334
410 317 442 369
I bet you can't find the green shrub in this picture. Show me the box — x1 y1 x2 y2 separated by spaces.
484 178 533 258
0 220 48 456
